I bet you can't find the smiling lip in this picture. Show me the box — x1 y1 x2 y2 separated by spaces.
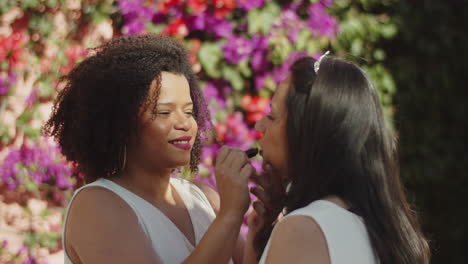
169 136 192 151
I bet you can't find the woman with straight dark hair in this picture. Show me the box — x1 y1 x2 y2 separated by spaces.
243 54 430 264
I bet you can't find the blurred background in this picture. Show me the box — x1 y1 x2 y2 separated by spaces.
0 0 466 263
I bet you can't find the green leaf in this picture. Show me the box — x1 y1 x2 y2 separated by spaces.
0 0 15 13
198 42 223 78
306 39 322 56
39 81 56 98
373 49 385 61
350 38 363 56
46 0 58 8
24 177 38 192
29 15 54 37
238 60 252 77
263 76 276 91
17 109 33 128
222 65 244 91
380 23 398 39
215 110 228 123
269 36 293 65
145 22 165 34
24 232 39 247
0 125 11 143
296 29 313 51
247 2 281 34
259 88 273 98
21 0 40 9
24 126 41 139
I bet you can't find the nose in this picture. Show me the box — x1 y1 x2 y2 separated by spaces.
255 116 266 133
174 112 192 131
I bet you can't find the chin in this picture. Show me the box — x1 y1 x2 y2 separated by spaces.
170 158 191 168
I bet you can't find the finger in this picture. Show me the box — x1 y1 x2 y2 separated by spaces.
216 146 232 166
252 200 266 216
250 186 270 208
229 149 249 169
240 163 255 181
249 172 271 190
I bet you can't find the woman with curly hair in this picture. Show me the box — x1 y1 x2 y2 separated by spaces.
243 54 430 264
44 35 253 264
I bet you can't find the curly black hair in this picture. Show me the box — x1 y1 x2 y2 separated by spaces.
43 34 211 183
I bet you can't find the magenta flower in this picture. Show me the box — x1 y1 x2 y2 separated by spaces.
251 35 269 73
0 72 16 96
223 35 254 64
236 0 266 11
25 87 38 105
117 0 154 34
320 0 334 7
307 3 338 39
0 142 74 190
272 51 309 84
203 81 231 108
254 72 269 91
279 10 305 43
187 11 234 38
0 78 8 96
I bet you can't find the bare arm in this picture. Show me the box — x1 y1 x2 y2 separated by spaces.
192 179 246 264
243 223 260 264
181 146 252 263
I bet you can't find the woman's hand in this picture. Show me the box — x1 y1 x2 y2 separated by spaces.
249 164 286 231
214 146 254 220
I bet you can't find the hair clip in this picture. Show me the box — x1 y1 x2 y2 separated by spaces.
314 50 330 73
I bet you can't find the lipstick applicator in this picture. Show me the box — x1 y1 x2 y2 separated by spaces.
245 148 259 158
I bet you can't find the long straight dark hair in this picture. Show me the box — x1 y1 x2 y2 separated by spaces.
254 56 430 263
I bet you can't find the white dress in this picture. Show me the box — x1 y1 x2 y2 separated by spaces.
62 177 233 264
259 200 378 264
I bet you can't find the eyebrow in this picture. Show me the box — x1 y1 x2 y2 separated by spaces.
157 102 193 106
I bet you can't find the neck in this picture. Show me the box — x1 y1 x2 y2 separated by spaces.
323 195 351 210
112 159 176 204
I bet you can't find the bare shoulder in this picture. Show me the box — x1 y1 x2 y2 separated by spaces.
67 186 136 231
66 186 161 263
264 215 330 264
191 179 220 213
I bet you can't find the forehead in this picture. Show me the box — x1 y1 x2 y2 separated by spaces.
271 77 291 111
152 71 191 100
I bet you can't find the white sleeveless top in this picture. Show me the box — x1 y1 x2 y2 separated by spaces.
259 200 378 264
62 177 234 264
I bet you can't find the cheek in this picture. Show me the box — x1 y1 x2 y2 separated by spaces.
264 123 288 167
190 119 198 139
192 119 198 133
143 120 171 146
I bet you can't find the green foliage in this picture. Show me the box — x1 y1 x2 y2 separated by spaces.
24 231 60 250
330 1 399 129
387 1 468 263
198 42 223 78
247 2 281 34
269 35 293 65
334 0 468 262
222 64 244 91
